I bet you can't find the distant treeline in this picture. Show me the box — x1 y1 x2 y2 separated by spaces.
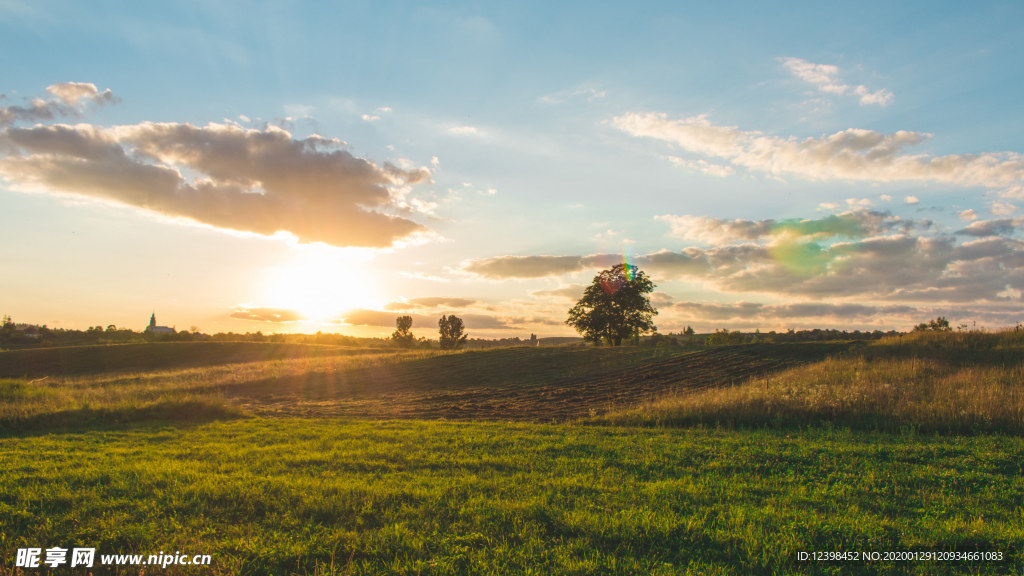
0 317 581 351
645 328 902 347
0 314 932 351
462 336 583 349
0 318 387 350
0 320 185 349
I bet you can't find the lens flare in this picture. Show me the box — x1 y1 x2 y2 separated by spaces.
599 253 638 295
621 252 637 281
766 226 858 276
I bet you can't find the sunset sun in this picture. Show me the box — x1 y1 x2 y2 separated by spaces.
260 247 383 323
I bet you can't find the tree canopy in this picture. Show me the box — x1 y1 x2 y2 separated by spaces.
391 315 415 347
438 315 468 350
913 316 951 332
566 264 657 346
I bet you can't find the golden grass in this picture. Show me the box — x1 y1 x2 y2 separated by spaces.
600 330 1024 434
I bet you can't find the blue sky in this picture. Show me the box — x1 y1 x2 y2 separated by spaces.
2 1 1023 336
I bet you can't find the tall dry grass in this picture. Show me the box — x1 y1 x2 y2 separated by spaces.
601 329 1024 434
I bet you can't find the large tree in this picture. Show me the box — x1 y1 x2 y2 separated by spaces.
566 264 657 346
438 314 468 350
391 315 415 348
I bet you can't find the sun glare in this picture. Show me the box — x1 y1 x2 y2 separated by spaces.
260 246 382 323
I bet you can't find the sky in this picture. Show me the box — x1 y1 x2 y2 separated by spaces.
2 1 1024 338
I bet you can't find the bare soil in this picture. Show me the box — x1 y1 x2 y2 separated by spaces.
222 343 853 421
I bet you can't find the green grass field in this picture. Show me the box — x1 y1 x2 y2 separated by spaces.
1 334 1023 574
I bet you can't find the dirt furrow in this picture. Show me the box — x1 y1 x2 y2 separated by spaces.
226 343 853 421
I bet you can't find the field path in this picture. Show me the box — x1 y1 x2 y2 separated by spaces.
223 343 852 421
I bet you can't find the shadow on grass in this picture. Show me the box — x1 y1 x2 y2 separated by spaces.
0 342 380 378
0 398 246 438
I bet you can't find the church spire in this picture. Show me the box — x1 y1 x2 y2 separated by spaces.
150 312 156 328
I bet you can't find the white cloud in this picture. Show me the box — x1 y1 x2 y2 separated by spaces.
362 106 392 122
854 85 894 107
447 125 478 135
45 82 116 107
957 219 1021 237
679 233 1024 304
782 59 845 92
661 298 1022 331
0 82 115 126
465 210 1024 310
615 112 1024 197
846 197 874 208
991 202 1017 216
462 255 589 279
781 57 893 106
658 214 775 243
669 301 917 323
384 297 478 311
657 210 915 246
666 156 734 177
958 209 979 222
905 196 920 204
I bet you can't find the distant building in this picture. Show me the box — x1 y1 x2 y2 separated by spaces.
13 324 40 339
145 313 175 334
